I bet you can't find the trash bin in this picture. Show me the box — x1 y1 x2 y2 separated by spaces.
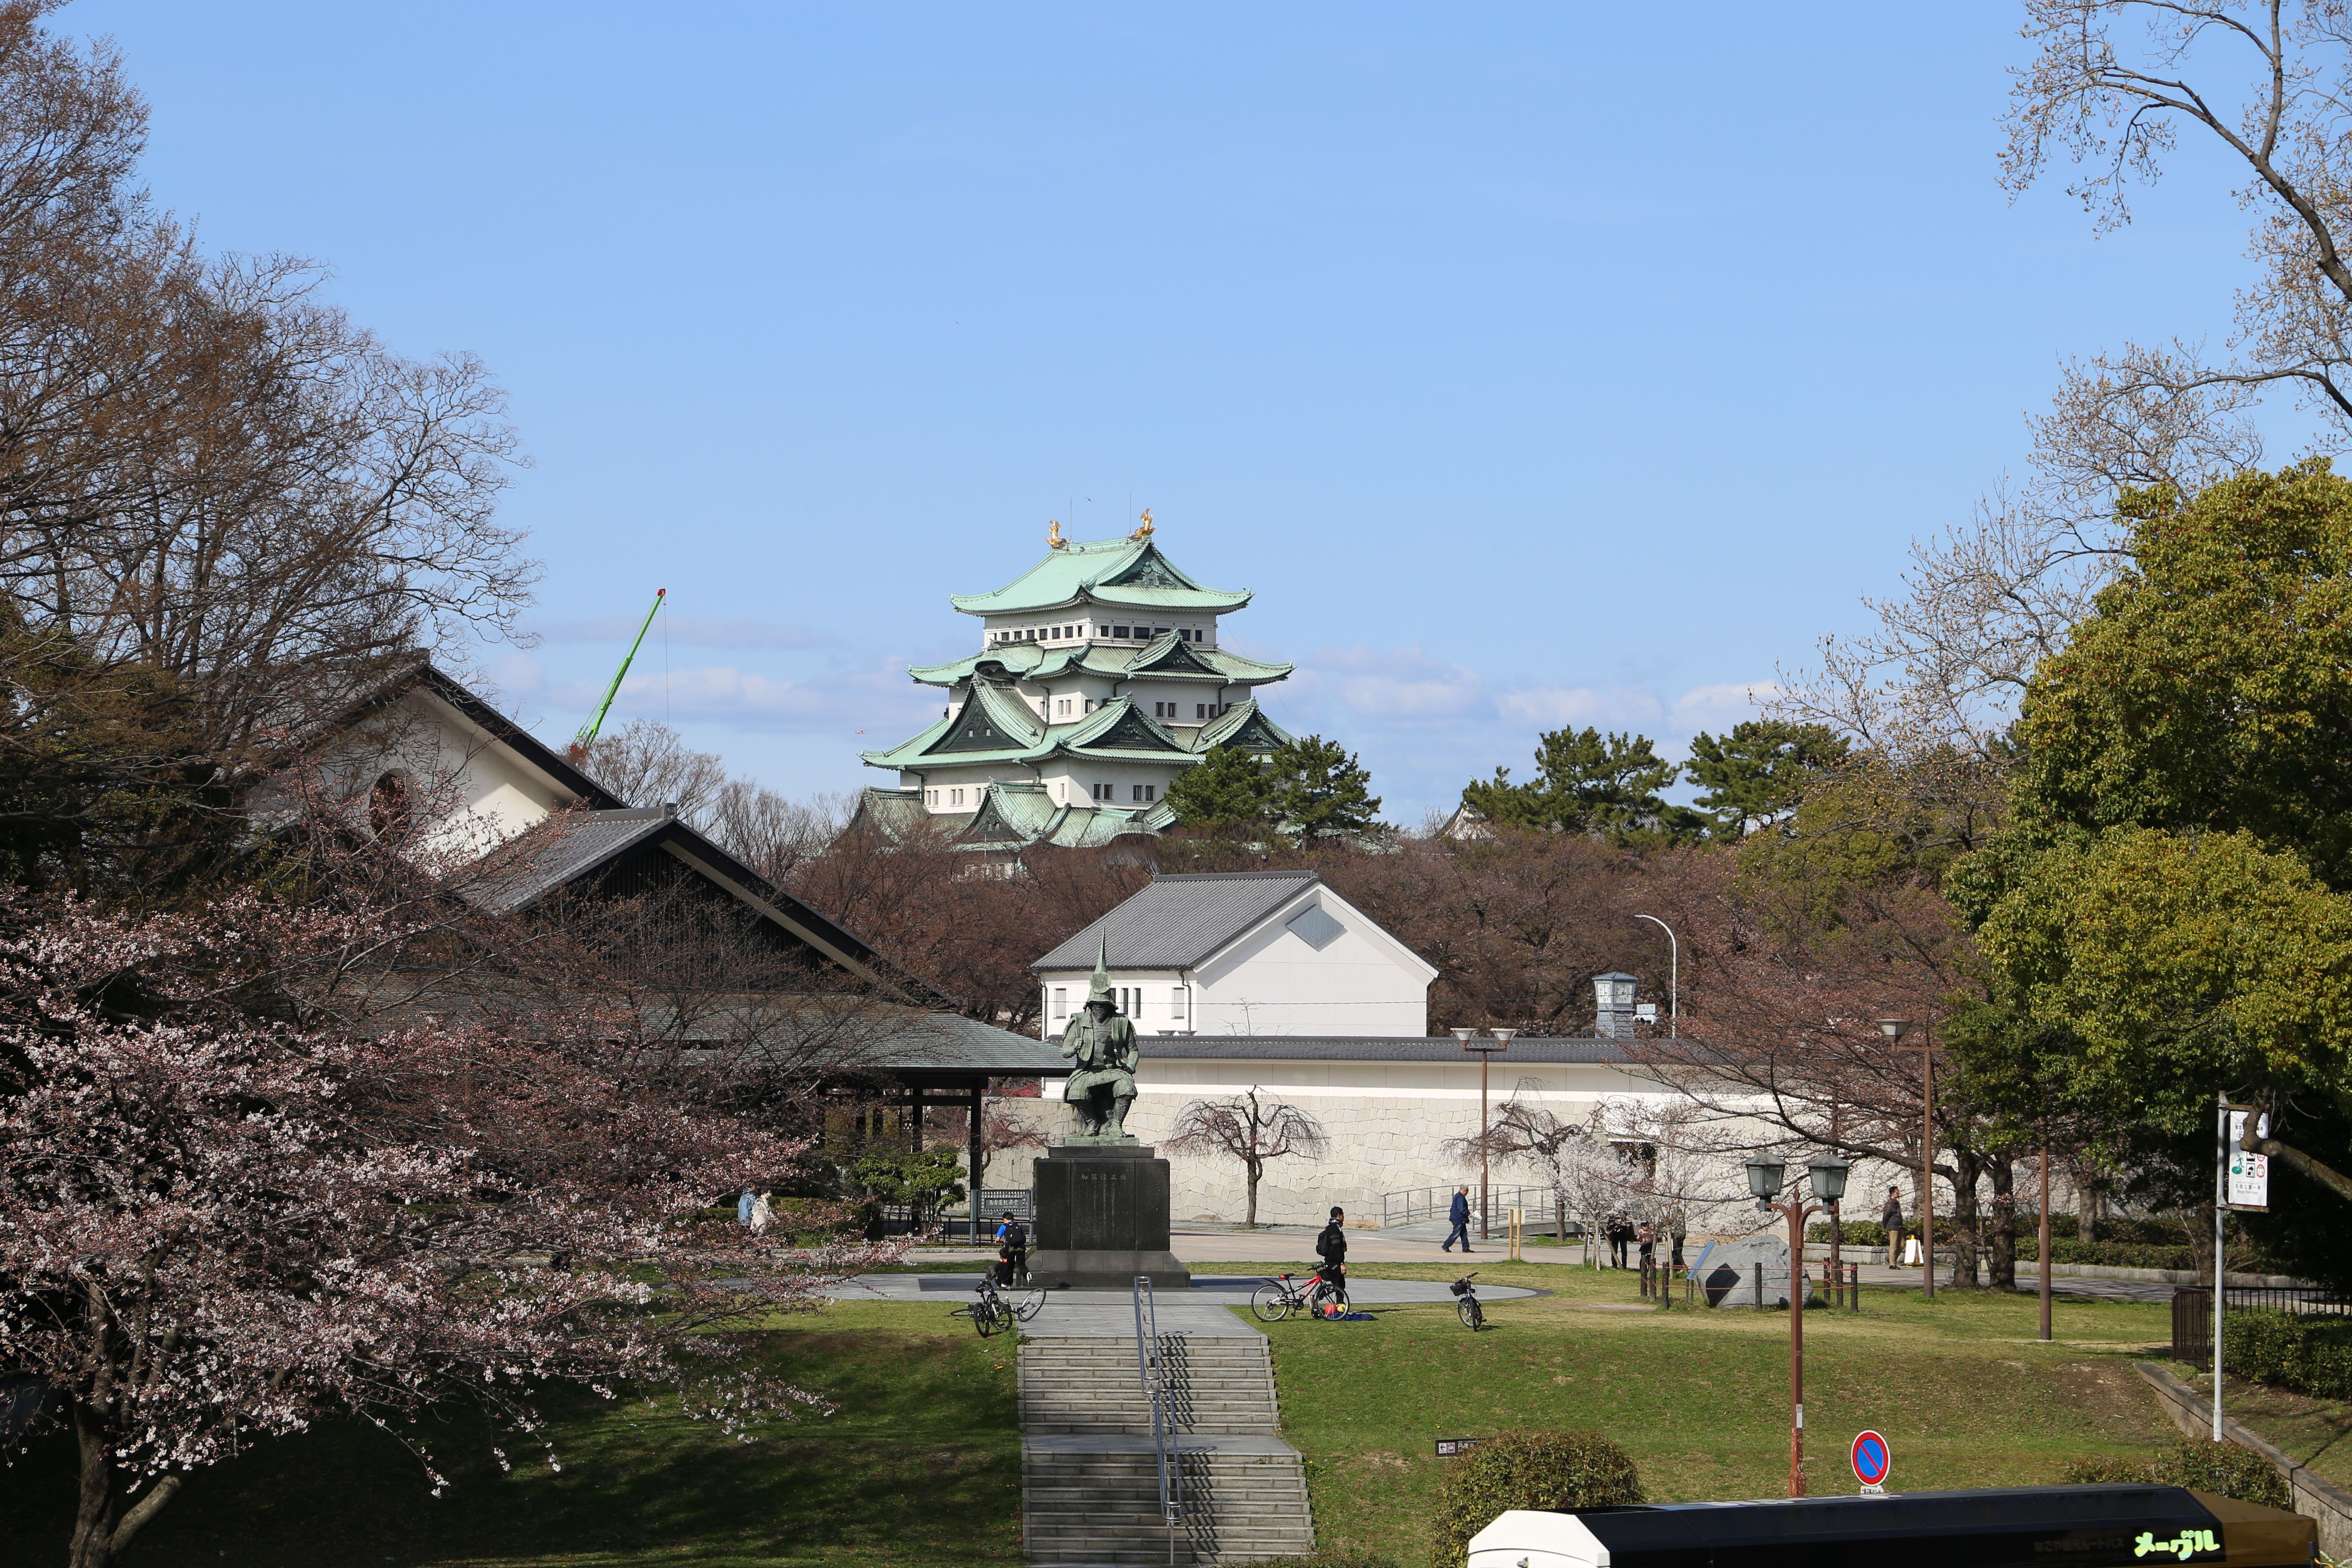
1464 1484 2316 1568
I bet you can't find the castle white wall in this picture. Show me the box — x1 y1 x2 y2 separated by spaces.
1192 896 1430 1038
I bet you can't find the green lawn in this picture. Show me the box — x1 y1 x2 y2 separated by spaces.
3 1268 2199 1568
6 1303 1021 1568
1243 1262 2186 1568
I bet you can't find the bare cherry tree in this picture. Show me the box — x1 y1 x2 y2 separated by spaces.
1164 1087 1330 1227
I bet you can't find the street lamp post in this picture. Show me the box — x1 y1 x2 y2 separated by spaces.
1746 1151 1850 1498
1454 1028 1513 1237
1879 1017 1938 1300
1632 916 1678 1037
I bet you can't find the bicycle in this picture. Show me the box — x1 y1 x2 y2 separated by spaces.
1451 1271 1485 1331
952 1276 1039 1337
1250 1270 1348 1323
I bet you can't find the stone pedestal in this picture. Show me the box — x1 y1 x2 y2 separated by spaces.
1028 1143 1191 1290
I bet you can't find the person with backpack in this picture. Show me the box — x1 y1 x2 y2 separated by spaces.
1314 1206 1350 1313
997 1215 1028 1285
1442 1185 1473 1253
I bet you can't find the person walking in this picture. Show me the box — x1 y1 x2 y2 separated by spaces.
749 1189 775 1236
998 1214 1028 1285
1314 1206 1350 1311
1880 1185 1905 1268
737 1187 756 1227
1636 1220 1657 1271
1607 1214 1632 1269
1442 1185 1473 1253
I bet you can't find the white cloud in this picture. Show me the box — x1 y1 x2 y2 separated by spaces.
531 614 829 650
1669 680 1778 733
1495 685 1665 731
1287 644 1492 723
546 660 942 738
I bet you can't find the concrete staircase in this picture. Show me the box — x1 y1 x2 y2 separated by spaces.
1020 1332 1313 1566
1020 1335 1283 1435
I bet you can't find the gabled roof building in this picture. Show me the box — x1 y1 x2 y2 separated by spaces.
855 519 1294 854
1032 870 1439 1039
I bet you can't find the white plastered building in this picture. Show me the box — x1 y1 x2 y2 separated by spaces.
1019 870 1721 1228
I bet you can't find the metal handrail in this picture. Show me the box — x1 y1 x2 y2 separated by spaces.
1132 1274 1181 1549
1380 1183 1554 1229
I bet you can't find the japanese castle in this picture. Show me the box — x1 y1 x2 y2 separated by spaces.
855 517 1293 854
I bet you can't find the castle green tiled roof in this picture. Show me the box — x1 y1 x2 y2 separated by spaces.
904 636 1292 691
948 536 1253 616
853 783 1172 853
859 691 1290 773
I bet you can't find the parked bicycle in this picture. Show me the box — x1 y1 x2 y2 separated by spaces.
1451 1271 1485 1331
1250 1269 1349 1322
950 1275 1045 1338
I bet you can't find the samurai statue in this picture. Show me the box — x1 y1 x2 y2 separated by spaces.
1060 937 1139 1141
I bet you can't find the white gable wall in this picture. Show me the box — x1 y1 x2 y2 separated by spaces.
276 686 580 861
1034 882 1436 1039
1191 885 1432 1038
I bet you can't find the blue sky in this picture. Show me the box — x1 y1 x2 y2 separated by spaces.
70 2 2274 823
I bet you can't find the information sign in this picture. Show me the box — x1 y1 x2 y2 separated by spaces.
976 1189 1034 1221
1435 1437 1482 1458
2226 1111 2270 1213
1850 1430 1890 1494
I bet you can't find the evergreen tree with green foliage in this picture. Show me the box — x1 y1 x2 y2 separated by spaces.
1461 727 1703 845
1165 737 1382 842
1164 744 1274 830
1684 720 1849 840
1948 462 2352 1286
1267 735 1382 841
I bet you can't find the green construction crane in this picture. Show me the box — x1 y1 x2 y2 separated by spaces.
571 588 665 755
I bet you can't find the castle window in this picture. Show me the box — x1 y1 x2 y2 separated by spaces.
1196 703 1207 720
1053 987 1069 1022
1112 625 1130 639
368 771 412 839
1132 784 1155 803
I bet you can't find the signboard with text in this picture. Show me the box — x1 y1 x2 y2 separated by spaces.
1435 1437 1482 1458
2226 1110 2270 1213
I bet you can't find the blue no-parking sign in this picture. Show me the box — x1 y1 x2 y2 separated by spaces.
1851 1430 1890 1492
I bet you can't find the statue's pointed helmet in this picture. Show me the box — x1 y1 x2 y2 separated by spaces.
1088 932 1115 1007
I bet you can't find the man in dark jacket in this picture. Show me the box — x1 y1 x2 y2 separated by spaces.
1314 1207 1350 1309
1442 1186 1473 1253
1880 1185 1905 1268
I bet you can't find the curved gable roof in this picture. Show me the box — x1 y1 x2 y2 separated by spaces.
949 536 1252 616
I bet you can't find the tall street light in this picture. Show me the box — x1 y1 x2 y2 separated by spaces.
1746 1150 1850 1498
1632 915 1678 1037
1454 1027 1514 1237
1878 1017 1937 1300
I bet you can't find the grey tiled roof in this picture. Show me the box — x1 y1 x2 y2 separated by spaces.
870 1011 1072 1075
1030 871 1323 972
463 809 670 913
1134 1035 1634 1064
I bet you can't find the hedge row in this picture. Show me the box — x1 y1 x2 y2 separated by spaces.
2061 1440 2288 1510
2221 1310 2352 1400
2014 1237 2202 1271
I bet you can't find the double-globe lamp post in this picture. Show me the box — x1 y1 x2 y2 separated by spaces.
1452 1027 1516 1238
1744 1150 1850 1499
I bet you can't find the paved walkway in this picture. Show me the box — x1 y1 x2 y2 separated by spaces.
830 1271 1543 1337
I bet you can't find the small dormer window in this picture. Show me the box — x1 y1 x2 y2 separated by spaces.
368 771 412 839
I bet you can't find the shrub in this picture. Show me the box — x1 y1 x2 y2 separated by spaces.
1432 1429 1643 1567
2016 1238 2202 1271
2224 1311 2352 1400
2060 1442 2288 1510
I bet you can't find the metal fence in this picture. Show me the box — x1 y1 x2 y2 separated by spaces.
1381 1185 1557 1231
2171 1285 2352 1362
